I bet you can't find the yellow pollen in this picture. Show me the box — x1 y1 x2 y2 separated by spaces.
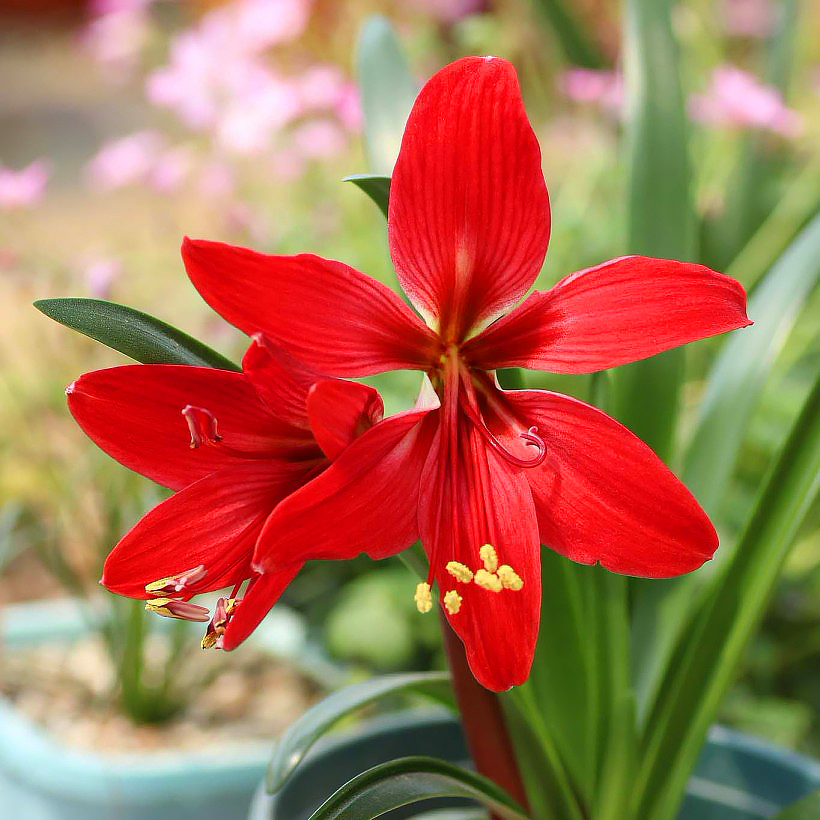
443 590 462 615
446 561 474 583
201 631 220 650
479 544 498 573
414 582 433 614
145 599 173 617
145 577 175 596
474 569 503 592
498 565 524 591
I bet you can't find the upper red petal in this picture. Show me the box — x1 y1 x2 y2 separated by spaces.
504 391 717 577
67 365 313 491
183 238 438 377
419 417 541 692
389 57 550 339
101 461 310 599
307 379 384 461
221 567 302 651
252 410 435 571
464 257 751 373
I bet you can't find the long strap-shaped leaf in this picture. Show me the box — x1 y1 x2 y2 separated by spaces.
307 756 530 820
684 212 820 518
356 17 417 176
635 375 820 820
612 0 695 463
268 672 453 793
35 298 240 371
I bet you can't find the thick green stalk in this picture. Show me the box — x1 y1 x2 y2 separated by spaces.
439 617 531 819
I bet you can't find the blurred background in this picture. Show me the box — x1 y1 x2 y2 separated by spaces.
0 0 818 763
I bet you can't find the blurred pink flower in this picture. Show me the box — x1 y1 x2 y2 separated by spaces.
82 0 153 80
718 0 774 38
147 146 194 193
689 67 802 137
558 69 623 117
80 255 123 300
85 131 165 190
406 0 486 24
291 120 346 160
197 162 236 198
0 160 50 209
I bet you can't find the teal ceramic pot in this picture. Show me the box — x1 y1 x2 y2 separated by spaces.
0 599 341 820
249 714 820 820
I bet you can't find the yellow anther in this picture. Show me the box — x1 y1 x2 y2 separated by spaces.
474 569 502 593
443 590 462 615
414 582 433 614
145 598 210 622
446 561 474 583
479 544 498 573
498 565 524 591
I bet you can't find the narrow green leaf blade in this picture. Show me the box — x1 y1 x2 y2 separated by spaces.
344 175 391 218
530 0 604 69
613 0 695 461
308 756 530 820
637 375 820 820
34 298 240 371
268 672 452 793
356 17 417 176
773 792 820 820
684 212 820 517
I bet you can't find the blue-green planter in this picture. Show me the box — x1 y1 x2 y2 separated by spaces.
249 714 820 820
0 599 342 820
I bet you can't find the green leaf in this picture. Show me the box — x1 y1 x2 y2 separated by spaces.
356 17 417 176
268 672 452 794
631 211 820 720
684 212 820 518
613 0 695 462
636 374 820 820
307 756 530 820
34 298 240 371
529 0 604 69
773 792 820 820
344 175 391 218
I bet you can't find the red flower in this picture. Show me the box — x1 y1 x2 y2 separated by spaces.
68 335 383 650
182 58 751 691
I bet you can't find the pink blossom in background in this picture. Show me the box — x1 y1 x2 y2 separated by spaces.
147 145 194 193
291 120 346 160
197 162 236 199
718 0 774 38
0 160 50 209
82 0 154 80
80 255 123 300
406 0 486 24
689 67 802 138
85 131 166 190
558 69 623 118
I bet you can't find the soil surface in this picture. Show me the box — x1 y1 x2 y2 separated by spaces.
0 633 321 756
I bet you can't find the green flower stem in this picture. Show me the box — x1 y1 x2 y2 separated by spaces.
439 614 531 819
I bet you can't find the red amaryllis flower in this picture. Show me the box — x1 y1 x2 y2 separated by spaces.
67 335 383 650
181 57 751 691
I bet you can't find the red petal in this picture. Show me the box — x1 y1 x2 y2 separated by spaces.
102 461 310 599
419 420 541 692
68 365 315 491
389 57 550 340
307 380 384 461
242 334 321 428
252 411 435 571
505 391 717 577
183 238 438 377
221 567 302 650
464 257 751 373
